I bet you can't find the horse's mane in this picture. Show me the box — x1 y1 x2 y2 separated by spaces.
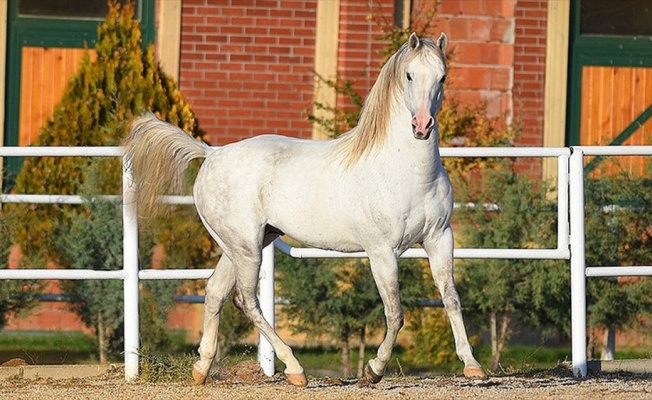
332 37 442 167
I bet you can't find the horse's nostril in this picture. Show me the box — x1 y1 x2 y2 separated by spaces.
425 117 434 130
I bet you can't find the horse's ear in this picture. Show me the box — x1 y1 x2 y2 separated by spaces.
408 32 420 50
436 32 448 53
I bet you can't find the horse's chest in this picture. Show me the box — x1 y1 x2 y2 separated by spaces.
355 186 444 248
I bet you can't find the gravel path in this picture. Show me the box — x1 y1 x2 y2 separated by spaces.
0 366 650 400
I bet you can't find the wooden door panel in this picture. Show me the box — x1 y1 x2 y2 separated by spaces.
18 47 96 145
580 65 652 175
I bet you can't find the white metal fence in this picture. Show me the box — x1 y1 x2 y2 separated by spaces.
0 145 651 380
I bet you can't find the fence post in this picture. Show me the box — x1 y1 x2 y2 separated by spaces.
569 148 587 378
258 242 276 376
122 157 140 380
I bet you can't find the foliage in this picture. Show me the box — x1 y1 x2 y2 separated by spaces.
454 167 569 371
308 73 364 138
301 1 517 373
0 209 42 330
277 248 436 377
55 186 126 362
7 0 205 264
584 171 652 333
370 0 439 62
276 254 383 377
438 99 516 174
404 308 459 369
216 297 254 358
55 165 188 362
2 1 238 358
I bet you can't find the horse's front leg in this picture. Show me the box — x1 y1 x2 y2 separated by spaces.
363 249 403 383
422 226 487 379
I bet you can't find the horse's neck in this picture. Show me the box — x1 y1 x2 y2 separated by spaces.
383 114 442 174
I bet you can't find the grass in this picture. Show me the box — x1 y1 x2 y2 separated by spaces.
138 350 197 383
0 331 96 365
2 331 651 382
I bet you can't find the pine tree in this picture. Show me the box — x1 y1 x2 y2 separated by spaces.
454 167 569 372
6 1 226 356
9 1 202 261
0 209 42 329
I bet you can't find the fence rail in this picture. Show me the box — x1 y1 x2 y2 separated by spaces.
1 145 651 379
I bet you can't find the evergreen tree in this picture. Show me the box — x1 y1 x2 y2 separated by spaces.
8 0 203 262
5 1 247 356
584 170 652 359
455 167 569 372
0 209 42 329
276 253 429 377
276 255 382 377
298 1 517 373
56 179 126 363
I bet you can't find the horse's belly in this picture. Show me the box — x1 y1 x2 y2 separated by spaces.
269 207 364 253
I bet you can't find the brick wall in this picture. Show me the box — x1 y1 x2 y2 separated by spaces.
434 0 547 177
177 0 548 157
512 0 547 176
336 0 394 111
178 0 317 144
435 0 515 120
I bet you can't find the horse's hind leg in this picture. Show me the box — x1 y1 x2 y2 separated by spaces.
192 255 236 384
423 227 487 379
231 250 307 387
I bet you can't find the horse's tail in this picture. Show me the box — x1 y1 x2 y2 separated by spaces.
124 112 212 218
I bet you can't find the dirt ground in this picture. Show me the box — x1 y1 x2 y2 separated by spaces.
0 361 650 400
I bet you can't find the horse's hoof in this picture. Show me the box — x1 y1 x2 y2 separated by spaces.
463 366 488 380
364 363 383 384
286 372 308 387
192 367 207 385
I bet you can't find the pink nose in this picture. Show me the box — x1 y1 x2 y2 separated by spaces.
411 116 435 139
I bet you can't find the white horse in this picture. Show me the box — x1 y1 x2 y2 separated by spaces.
125 32 486 386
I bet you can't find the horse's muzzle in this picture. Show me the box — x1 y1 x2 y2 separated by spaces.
412 116 434 140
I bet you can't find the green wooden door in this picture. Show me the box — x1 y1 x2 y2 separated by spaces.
3 0 154 188
567 0 652 176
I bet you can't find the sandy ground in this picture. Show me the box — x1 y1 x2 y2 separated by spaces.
0 362 650 400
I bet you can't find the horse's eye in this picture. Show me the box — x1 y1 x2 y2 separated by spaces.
407 73 413 82
439 75 447 85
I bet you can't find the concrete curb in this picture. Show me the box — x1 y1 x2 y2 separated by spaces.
587 359 652 374
0 364 119 380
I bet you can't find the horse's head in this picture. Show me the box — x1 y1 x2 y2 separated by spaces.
402 32 448 140
332 32 449 166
